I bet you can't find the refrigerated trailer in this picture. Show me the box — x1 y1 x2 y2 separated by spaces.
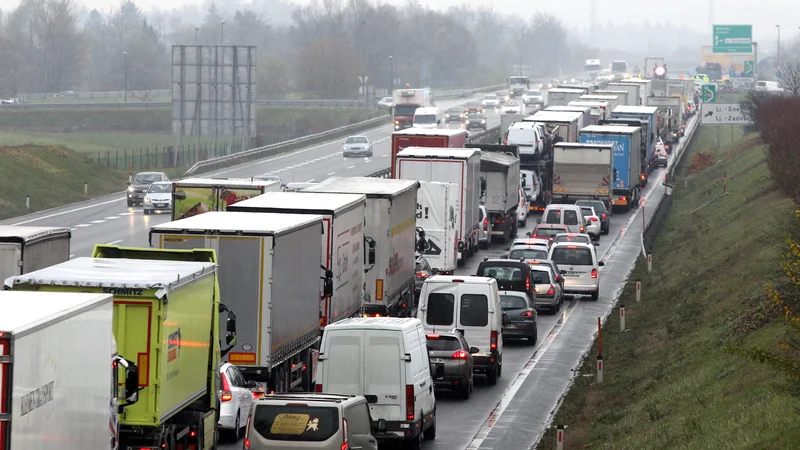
303 177 419 317
150 211 323 392
579 125 643 212
390 128 468 178
479 152 520 243
228 192 367 328
171 177 281 221
0 226 70 282
0 291 121 450
395 147 481 264
415 181 461 274
551 142 614 205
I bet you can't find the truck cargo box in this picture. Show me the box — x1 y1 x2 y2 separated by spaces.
171 177 281 221
0 226 70 281
545 88 585 107
415 182 461 274
544 106 593 128
5 257 217 429
228 192 366 327
606 82 641 106
479 152 520 214
552 142 614 204
390 128 468 178
303 177 419 316
0 291 114 450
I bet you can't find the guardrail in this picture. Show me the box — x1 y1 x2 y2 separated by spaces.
7 84 508 110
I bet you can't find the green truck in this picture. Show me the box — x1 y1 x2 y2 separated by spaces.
4 245 237 450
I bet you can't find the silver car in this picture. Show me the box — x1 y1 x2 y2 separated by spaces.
547 242 604 300
530 265 563 313
342 135 373 157
143 181 173 215
478 205 492 249
127 171 169 206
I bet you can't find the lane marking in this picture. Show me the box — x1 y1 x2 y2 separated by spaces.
104 216 120 220
106 239 123 245
118 212 134 216
327 172 336 176
347 165 355 169
10 196 125 225
75 224 92 228
90 220 106 224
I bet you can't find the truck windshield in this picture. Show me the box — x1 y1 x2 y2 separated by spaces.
414 114 436 124
394 104 419 116
611 62 627 73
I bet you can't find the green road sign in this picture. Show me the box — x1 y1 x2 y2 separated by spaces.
743 60 755 77
702 84 717 103
713 25 753 53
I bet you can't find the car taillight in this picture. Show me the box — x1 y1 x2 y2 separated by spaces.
220 372 232 402
591 268 598 279
484 218 488 225
451 350 468 359
315 383 323 392
547 285 556 296
416 271 428 279
490 331 498 350
519 311 533 317
589 217 598 222
602 213 607 220
341 418 349 450
580 226 585 233
406 385 415 421
244 415 252 449
525 275 531 291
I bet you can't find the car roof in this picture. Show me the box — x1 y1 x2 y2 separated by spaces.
510 244 549 251
535 224 570 229
550 241 595 250
258 393 362 406
555 232 590 238
498 290 529 297
346 135 368 139
480 258 530 266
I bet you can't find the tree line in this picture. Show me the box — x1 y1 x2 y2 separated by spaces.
0 0 595 98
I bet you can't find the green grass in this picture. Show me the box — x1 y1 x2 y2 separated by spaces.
24 96 171 105
538 126 800 448
0 145 129 220
0 131 179 153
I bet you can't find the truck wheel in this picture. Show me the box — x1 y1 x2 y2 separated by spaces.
233 413 242 441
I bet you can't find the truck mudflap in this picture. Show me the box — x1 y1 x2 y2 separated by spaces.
363 281 415 317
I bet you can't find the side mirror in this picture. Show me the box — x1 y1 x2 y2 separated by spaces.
480 177 487 196
364 394 378 404
598 261 605 266
247 380 257 389
503 247 510 251
376 418 388 434
469 346 480 354
536 219 541 224
124 362 139 404
525 232 532 237
502 313 511 327
560 270 567 275
126 181 131 186
174 191 187 200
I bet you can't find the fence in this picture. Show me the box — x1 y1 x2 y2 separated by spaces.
95 139 245 171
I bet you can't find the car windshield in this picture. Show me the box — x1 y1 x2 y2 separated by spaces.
484 95 497 99
550 247 594 266
526 90 542 96
554 235 591 245
535 227 568 238
544 210 562 224
469 113 483 120
506 101 519 106
447 107 463 113
394 104 419 116
581 207 595 217
509 248 548 260
500 294 528 310
345 136 368 144
530 269 552 284
132 173 162 184
426 336 462 351
415 114 437 124
148 183 171 193
576 201 605 213
252 405 339 442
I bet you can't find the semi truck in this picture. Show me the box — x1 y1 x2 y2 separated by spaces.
611 106 660 177
557 83 598 95
579 125 643 212
551 142 614 205
228 192 367 328
615 79 652 106
544 105 593 127
390 128 468 178
507 75 530 99
607 82 642 106
303 177 419 317
5 255 233 450
599 117 651 186
150 211 323 393
478 151 520 243
0 291 131 450
395 147 481 264
415 181 461 274
0 226 70 281
545 88 585 107
523 110 583 145
580 95 621 113
594 90 630 107
171 177 282 221
392 88 432 131
646 96 684 145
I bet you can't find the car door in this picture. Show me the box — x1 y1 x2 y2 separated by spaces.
454 284 492 353
225 366 247 420
364 329 405 422
420 285 457 333
232 366 253 419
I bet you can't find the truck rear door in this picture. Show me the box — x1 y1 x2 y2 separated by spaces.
113 300 159 425
364 330 404 422
0 334 10 450
0 243 20 280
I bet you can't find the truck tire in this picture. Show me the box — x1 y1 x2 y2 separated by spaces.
487 365 498 386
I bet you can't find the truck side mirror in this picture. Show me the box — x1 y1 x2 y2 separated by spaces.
417 237 427 254
322 267 334 297
174 191 187 200
480 177 487 197
364 237 376 265
124 362 139 405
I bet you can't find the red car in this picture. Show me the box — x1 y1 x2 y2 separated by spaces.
528 224 570 242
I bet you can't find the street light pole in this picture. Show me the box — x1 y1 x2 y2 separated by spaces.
123 51 128 103
753 42 759 82
195 27 198 46
389 55 394 97
221 21 225 46
776 25 781 61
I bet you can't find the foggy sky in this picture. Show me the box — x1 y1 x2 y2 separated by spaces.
0 0 794 43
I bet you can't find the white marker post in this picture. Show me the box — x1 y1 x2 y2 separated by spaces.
556 425 565 450
25 195 30 210
597 354 604 383
84 182 88 195
619 304 626 332
647 253 652 273
636 280 642 303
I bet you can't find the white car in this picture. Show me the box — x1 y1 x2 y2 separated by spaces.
502 100 522 114
142 181 173 215
377 96 394 109
517 187 528 227
548 241 604 300
478 204 493 249
578 206 601 241
521 89 544 106
219 362 256 440
481 94 500 107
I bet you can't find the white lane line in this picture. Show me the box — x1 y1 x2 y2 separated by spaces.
75 224 92 228
381 154 388 158
104 216 120 220
90 220 106 224
69 254 75 259
106 239 123 245
11 196 125 225
327 172 336 176
306 179 315 183
346 165 355 169
118 212 134 216
365 159 372 163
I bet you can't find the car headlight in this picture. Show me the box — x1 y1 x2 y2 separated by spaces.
144 197 152 204
481 120 486 124
127 186 135 192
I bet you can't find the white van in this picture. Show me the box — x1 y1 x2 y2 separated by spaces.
416 275 509 385
413 106 442 129
507 121 544 156
540 204 588 234
755 81 784 93
316 317 438 447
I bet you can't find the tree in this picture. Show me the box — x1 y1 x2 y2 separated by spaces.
777 58 800 97
295 38 362 98
231 10 270 47
257 54 292 99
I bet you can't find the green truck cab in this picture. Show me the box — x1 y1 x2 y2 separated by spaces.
4 245 237 450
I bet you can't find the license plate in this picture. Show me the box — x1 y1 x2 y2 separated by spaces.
431 358 444 363
565 272 581 277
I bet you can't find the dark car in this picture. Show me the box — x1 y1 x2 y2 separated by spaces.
127 171 169 206
575 200 611 235
464 102 484 114
499 291 538 344
414 256 433 298
528 224 571 242
445 106 467 123
476 258 537 302
466 113 487 131
426 331 477 399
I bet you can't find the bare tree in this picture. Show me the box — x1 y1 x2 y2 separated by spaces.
776 58 800 97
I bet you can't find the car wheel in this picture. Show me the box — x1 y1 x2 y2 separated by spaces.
409 431 423 450
487 365 498 386
530 324 538 345
591 291 599 301
127 199 133 207
520 219 526 228
233 412 241 441
498 360 502 377
368 152 373 157
460 381 471 400
143 209 149 215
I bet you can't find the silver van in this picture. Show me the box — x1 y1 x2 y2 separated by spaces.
243 393 378 450
540 204 588 234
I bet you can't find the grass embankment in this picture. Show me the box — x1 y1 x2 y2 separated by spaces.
0 107 387 152
0 146 129 220
539 125 800 448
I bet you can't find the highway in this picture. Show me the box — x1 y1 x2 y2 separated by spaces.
2 85 697 449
